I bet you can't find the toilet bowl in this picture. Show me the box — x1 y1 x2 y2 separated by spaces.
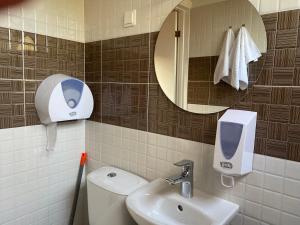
87 166 148 225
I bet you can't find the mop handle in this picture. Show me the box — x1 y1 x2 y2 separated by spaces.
80 152 87 166
69 152 87 225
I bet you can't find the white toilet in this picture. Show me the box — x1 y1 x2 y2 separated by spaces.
87 166 148 225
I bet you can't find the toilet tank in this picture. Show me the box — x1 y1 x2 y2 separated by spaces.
87 167 148 225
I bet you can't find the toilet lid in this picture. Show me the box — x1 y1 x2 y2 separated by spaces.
87 166 148 196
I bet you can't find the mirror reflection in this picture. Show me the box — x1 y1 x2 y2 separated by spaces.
154 0 267 114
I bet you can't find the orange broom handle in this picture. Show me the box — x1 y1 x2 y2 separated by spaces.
80 152 87 166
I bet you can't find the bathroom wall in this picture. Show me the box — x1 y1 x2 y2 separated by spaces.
0 1 299 225
84 0 300 42
86 121 300 225
189 0 267 57
0 34 87 223
0 27 84 128
187 55 264 106
0 0 87 225
85 0 300 225
0 0 85 42
1 121 87 225
85 9 300 162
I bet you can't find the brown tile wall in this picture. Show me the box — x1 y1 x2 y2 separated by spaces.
0 27 84 128
85 9 300 163
85 10 300 162
187 55 264 106
85 33 152 130
5 12 300 162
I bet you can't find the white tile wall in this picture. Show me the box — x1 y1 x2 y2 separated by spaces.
84 0 154 42
0 0 298 43
86 121 300 225
85 0 300 42
0 0 85 42
189 0 267 57
0 121 87 225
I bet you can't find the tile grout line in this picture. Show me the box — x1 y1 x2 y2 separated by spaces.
146 1 152 136
280 159 288 224
100 39 103 124
254 84 300 88
22 30 26 126
83 81 158 85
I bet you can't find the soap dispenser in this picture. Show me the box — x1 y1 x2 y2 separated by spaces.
213 109 257 187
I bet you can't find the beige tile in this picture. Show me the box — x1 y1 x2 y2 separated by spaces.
262 206 281 225
279 0 300 11
259 0 280 14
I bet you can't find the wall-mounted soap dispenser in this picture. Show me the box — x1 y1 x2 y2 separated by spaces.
213 109 257 188
35 74 94 151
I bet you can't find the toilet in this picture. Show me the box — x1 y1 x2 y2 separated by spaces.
87 166 148 225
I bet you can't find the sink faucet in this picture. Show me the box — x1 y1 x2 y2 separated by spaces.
166 160 194 198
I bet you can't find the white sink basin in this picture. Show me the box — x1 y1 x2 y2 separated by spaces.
126 178 239 225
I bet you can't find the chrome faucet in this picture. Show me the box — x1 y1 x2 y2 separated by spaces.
166 160 194 198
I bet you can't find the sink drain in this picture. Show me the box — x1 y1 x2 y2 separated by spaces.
107 172 117 177
177 205 183 212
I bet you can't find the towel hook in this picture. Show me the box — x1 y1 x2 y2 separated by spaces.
229 24 245 29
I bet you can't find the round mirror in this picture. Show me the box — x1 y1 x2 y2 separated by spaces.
154 0 267 114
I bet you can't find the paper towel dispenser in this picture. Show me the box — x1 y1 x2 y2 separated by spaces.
35 74 94 150
213 109 257 187
35 74 93 124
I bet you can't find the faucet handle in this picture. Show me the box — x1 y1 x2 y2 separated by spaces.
174 160 194 168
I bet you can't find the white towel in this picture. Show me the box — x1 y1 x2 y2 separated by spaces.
214 28 235 85
229 27 261 90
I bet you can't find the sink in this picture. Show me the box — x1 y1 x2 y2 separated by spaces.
126 178 239 225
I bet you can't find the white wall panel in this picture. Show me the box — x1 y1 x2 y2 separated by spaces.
0 121 87 225
85 0 300 42
0 0 85 42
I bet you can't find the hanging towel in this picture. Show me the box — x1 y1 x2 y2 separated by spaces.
229 26 261 90
214 28 235 85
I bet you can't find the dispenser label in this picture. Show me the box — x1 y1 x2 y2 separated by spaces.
220 162 233 169
69 112 77 117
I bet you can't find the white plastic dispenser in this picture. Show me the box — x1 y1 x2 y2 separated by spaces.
213 109 257 188
35 74 94 151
